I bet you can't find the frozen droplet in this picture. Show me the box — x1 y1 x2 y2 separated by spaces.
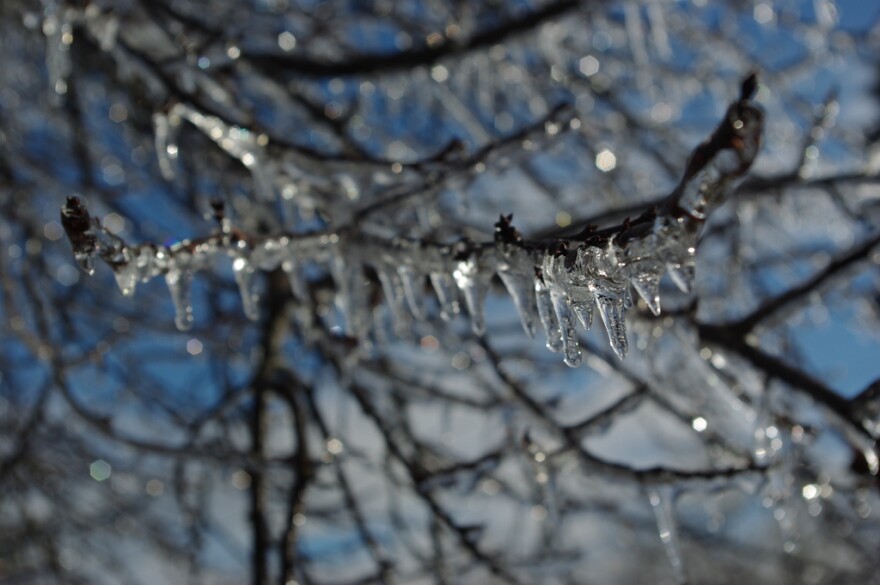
551 290 581 367
631 268 662 315
232 255 260 321
596 293 628 359
647 486 687 585
430 272 459 321
536 278 562 352
165 264 194 331
498 271 537 337
398 265 425 319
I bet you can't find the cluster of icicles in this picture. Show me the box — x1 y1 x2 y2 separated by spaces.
66 203 707 364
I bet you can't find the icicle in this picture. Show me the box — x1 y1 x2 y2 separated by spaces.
647 486 687 585
232 254 260 321
758 422 801 555
377 267 411 337
570 246 606 330
595 293 628 359
282 258 308 299
498 271 538 337
496 242 539 337
764 469 800 555
114 251 138 297
668 261 695 294
430 272 460 321
630 267 662 316
153 112 179 181
569 292 594 330
329 252 352 327
397 265 425 319
329 250 368 338
43 3 73 100
535 277 562 352
647 216 697 294
542 253 581 366
453 255 493 335
550 290 581 367
165 251 194 331
752 389 775 464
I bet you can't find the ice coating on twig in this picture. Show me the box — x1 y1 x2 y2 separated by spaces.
61 76 763 360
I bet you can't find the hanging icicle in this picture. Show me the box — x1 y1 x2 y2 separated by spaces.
453 244 496 336
153 111 180 181
647 485 688 585
231 250 260 322
42 0 75 101
165 246 194 331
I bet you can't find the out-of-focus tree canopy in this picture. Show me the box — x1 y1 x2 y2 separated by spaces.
1 1 880 584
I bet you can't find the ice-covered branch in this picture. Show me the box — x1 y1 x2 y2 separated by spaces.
62 76 763 362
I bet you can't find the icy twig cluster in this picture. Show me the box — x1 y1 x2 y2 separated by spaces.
61 76 763 363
